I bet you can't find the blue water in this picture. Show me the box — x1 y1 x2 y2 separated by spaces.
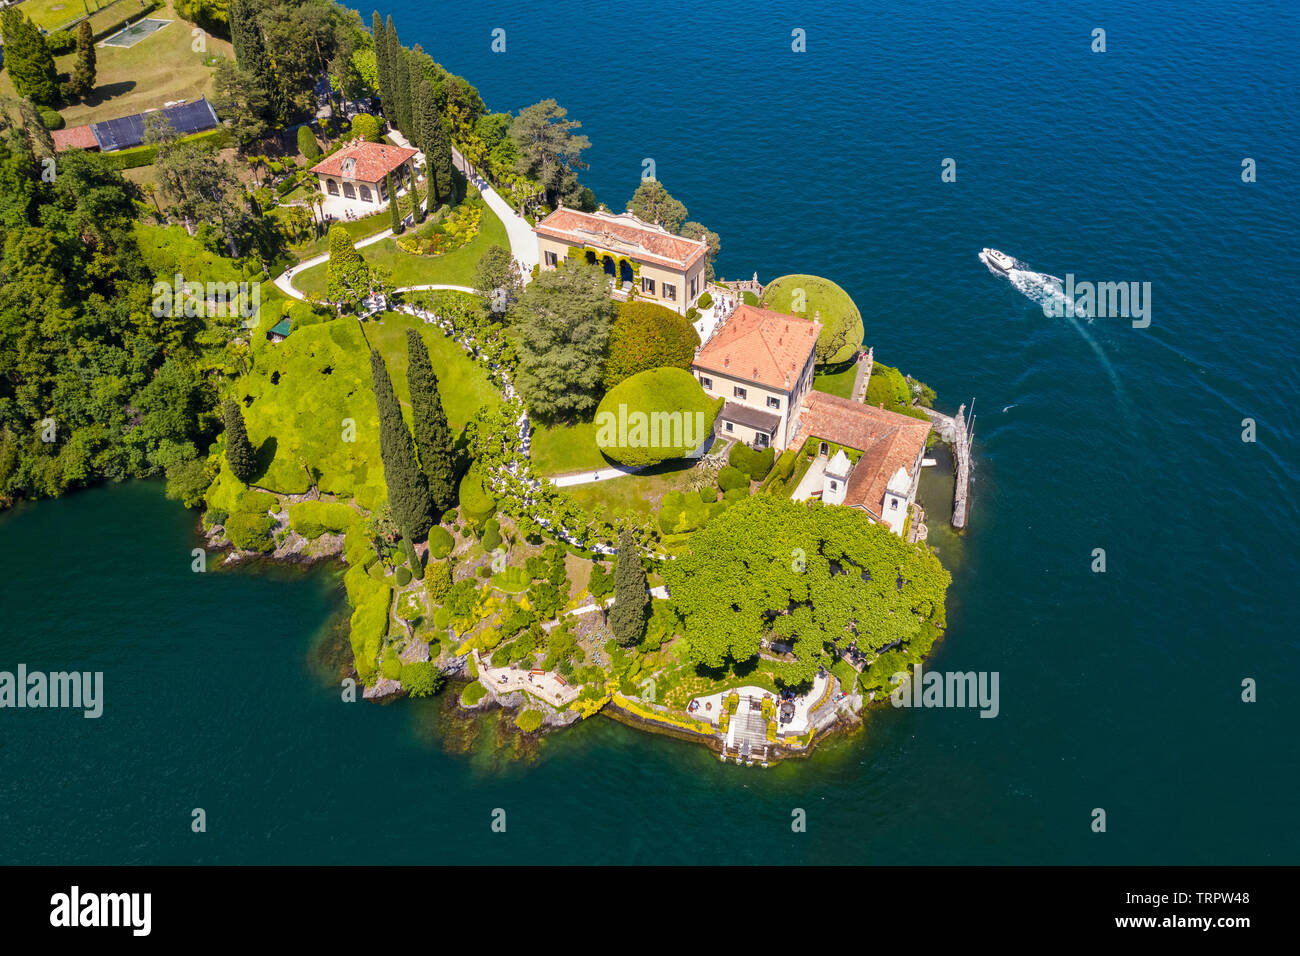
1 0 1297 863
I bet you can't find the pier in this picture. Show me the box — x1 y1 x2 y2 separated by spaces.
922 402 974 530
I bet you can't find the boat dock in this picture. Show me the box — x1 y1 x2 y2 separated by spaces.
922 402 974 530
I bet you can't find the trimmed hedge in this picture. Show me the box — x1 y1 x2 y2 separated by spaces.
482 517 501 553
515 709 544 733
225 513 276 552
297 125 322 160
287 500 358 538
594 368 722 467
39 109 65 130
458 466 497 531
101 128 232 170
728 443 774 480
234 490 279 514
696 291 713 309
460 681 487 707
718 465 748 492
603 301 701 390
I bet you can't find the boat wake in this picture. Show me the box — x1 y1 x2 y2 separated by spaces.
980 250 1133 423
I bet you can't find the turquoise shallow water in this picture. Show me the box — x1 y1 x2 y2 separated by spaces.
1 0 1298 863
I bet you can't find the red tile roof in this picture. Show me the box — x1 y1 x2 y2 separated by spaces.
692 305 820 392
52 125 98 152
535 208 708 271
796 391 931 520
310 139 418 184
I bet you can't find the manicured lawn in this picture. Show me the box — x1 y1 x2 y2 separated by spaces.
230 310 502 510
290 199 508 294
563 459 698 517
813 359 857 399
529 421 612 475
16 0 111 32
0 2 233 128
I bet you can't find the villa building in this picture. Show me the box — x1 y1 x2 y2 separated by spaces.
310 139 418 207
691 305 821 450
534 207 709 315
793 391 931 537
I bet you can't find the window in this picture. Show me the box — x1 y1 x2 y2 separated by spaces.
642 276 655 294
766 396 781 410
545 250 558 267
342 182 356 200
829 481 838 492
890 498 899 510
733 386 747 400
359 185 372 202
724 422 734 433
663 282 676 301
700 376 712 390
326 180 339 196
690 276 698 299
756 433 770 449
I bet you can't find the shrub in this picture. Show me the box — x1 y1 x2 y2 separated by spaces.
443 509 458 524
395 590 424 620
460 681 487 707
351 113 383 142
297 125 322 160
381 655 403 680
491 566 531 593
475 565 491 578
458 466 497 530
287 500 357 538
718 465 748 492
395 566 412 586
482 516 501 553
696 291 713 309
759 274 865 365
401 537 423 579
698 487 718 504
46 30 76 54
401 661 442 698
235 490 279 514
602 301 701 389
427 525 454 559
515 709 545 733
224 513 276 551
729 444 774 481
722 486 748 502
686 306 699 321
425 561 452 602
38 108 65 130
594 368 722 467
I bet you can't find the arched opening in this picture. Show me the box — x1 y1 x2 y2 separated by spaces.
585 250 597 265
359 185 372 202
602 255 616 278
819 441 829 456
342 182 356 200
326 180 339 196
619 259 634 286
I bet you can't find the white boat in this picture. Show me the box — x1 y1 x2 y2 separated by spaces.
982 248 1015 272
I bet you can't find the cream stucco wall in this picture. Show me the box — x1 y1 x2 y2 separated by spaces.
535 235 704 316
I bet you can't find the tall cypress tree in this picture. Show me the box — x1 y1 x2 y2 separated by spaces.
384 17 401 128
371 11 388 109
610 529 648 646
408 163 423 223
387 173 403 233
222 399 258 483
395 44 413 136
370 349 433 541
418 99 454 208
229 0 284 127
0 9 58 105
405 329 456 513
69 20 97 98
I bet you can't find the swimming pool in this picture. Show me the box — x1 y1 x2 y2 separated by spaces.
100 17 171 48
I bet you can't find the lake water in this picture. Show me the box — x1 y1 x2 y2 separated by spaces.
1 0 1296 863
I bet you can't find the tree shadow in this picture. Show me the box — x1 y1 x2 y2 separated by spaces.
84 81 137 107
254 436 278 480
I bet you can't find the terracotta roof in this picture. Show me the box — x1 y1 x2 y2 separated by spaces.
692 305 820 392
535 208 708 271
796 391 930 520
310 139 417 183
52 125 98 152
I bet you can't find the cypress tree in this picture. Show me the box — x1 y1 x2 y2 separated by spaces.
405 328 456 513
69 20 97 98
384 17 401 128
420 104 454 208
610 529 648 647
222 399 258 483
387 173 402 233
408 163 423 223
372 11 388 108
395 44 413 137
370 349 433 541
229 0 284 127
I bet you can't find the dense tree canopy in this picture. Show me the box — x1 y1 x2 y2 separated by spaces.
511 262 615 421
0 9 58 106
627 179 686 232
661 497 949 687
510 99 591 207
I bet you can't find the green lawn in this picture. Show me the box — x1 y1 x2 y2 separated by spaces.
529 421 612 476
290 199 508 294
0 1 233 128
563 459 698 517
812 360 858 399
17 0 111 32
226 310 502 511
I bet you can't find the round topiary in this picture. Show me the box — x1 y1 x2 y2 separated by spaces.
759 274 866 365
427 525 454 559
482 516 502 553
395 566 412 586
595 368 722 468
458 466 497 530
697 291 713 309
602 301 700 390
350 113 383 142
38 108 65 131
515 709 544 733
718 465 749 492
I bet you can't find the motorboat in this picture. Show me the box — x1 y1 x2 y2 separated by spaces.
982 248 1015 272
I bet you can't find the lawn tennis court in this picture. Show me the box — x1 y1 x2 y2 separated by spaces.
100 17 171 48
